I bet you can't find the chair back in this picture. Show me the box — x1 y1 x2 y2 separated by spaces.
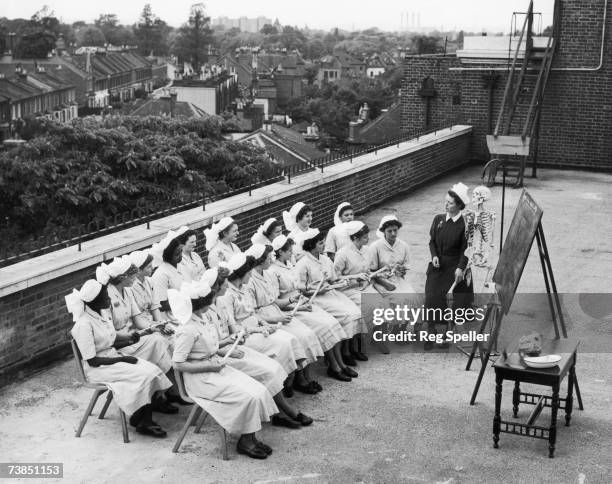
70 338 90 385
173 367 194 404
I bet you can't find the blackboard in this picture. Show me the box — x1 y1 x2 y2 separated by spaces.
493 190 543 314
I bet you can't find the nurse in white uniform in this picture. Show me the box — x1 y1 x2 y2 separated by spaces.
246 244 324 395
250 218 283 246
169 281 278 459
324 202 354 260
202 268 314 428
67 280 171 438
294 228 361 382
150 229 190 319
282 202 312 261
216 253 301 377
177 227 206 282
206 217 242 268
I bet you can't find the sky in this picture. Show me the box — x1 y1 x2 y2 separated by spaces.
3 0 555 33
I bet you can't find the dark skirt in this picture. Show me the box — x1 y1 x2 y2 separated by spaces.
424 255 474 324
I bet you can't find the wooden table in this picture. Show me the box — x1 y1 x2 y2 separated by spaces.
492 342 583 458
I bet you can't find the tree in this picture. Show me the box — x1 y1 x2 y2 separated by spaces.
173 3 213 73
14 31 56 58
412 35 443 54
134 4 169 56
260 24 278 35
76 26 106 47
94 14 119 29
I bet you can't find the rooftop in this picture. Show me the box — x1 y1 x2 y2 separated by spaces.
1 165 610 483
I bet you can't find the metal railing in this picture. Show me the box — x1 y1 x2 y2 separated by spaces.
0 125 452 268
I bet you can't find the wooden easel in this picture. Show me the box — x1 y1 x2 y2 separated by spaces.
466 191 567 405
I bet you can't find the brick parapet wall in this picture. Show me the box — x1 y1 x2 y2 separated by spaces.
401 0 612 170
0 127 472 387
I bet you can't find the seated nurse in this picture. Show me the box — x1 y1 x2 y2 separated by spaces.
67 280 171 438
169 280 278 459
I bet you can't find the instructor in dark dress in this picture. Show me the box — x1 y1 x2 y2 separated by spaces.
424 183 474 350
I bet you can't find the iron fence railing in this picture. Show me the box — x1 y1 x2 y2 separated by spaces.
0 125 453 268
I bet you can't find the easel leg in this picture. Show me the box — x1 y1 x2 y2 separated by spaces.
538 223 567 337
466 304 493 371
470 309 502 405
535 226 560 339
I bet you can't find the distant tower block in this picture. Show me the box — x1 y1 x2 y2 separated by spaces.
417 12 421 28
412 12 416 28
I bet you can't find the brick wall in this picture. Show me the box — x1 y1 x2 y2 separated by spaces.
0 129 472 387
401 0 612 170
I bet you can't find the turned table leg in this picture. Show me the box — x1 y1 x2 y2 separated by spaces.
493 373 503 449
549 383 560 458
512 381 520 418
565 365 575 426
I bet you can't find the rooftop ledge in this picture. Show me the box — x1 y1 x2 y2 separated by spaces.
0 125 472 298
457 35 552 64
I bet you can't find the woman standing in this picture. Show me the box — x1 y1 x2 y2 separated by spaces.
251 218 283 246
283 202 313 261
206 217 242 268
333 221 378 361
246 243 324 395
177 228 206 282
169 281 278 459
269 234 349 385
424 183 474 350
201 267 313 428
369 215 418 353
325 202 354 260
67 280 171 438
294 228 360 381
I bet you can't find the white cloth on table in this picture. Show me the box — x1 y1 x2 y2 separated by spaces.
106 283 172 372
207 241 242 269
178 251 206 282
217 282 299 374
268 260 347 351
207 305 286 396
173 313 277 435
246 269 323 366
294 252 361 338
71 307 171 416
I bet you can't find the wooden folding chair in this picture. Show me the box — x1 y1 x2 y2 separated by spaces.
172 367 228 459
71 339 129 443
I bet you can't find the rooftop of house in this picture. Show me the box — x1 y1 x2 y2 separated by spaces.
172 73 234 88
0 69 75 102
240 123 325 167
347 102 402 145
71 51 153 80
129 97 208 118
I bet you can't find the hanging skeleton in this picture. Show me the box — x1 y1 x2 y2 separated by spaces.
462 186 496 288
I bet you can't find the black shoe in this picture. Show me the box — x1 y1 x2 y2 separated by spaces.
271 415 301 429
295 412 313 426
152 399 179 414
129 409 143 427
135 424 167 438
326 368 351 382
309 380 323 392
237 441 268 459
282 385 294 398
254 439 273 455
352 351 368 361
342 366 358 378
424 341 434 351
166 393 193 405
342 353 357 366
293 382 318 395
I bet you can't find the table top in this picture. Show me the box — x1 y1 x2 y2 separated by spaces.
493 339 579 382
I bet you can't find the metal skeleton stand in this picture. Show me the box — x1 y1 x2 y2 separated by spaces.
466 221 567 405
